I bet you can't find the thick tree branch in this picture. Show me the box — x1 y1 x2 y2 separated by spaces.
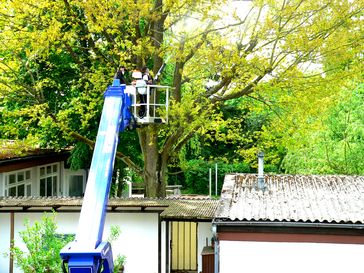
210 70 270 103
70 131 143 175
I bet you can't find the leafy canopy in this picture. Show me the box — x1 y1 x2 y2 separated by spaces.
0 0 363 193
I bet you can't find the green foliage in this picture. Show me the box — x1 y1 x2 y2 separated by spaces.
282 83 364 175
182 160 251 195
68 142 92 170
9 212 73 273
1 0 362 196
179 96 284 174
8 214 127 273
107 225 127 273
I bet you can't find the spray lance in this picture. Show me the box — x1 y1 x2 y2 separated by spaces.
153 56 170 83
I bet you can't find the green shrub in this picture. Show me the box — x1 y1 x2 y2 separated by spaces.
9 212 73 273
108 225 127 273
8 213 126 273
183 160 251 195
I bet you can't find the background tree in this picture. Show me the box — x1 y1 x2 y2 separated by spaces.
0 0 363 196
280 83 364 174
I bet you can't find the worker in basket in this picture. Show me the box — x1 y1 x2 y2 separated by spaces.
132 67 152 118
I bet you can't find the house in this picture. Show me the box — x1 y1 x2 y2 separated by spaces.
3 147 364 273
0 148 219 273
0 197 219 273
213 173 364 273
0 148 87 197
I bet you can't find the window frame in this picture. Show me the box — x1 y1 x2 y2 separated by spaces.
39 163 60 197
4 168 32 197
64 169 86 197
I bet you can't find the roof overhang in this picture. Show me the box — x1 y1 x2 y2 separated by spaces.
0 197 218 221
0 151 70 172
213 219 364 236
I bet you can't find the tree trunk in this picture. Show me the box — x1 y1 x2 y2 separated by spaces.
143 152 167 197
138 126 168 197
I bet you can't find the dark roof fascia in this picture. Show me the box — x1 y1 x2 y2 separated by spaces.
161 217 213 222
0 208 166 214
0 151 70 173
0 151 69 166
212 219 364 231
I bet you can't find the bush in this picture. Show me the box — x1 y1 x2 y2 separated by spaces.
183 160 251 195
8 213 127 273
108 225 127 273
9 212 73 273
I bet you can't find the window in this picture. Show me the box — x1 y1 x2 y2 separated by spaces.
4 169 32 197
64 168 86 197
39 163 59 197
68 175 84 196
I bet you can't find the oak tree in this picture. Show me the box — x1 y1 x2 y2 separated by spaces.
0 0 362 196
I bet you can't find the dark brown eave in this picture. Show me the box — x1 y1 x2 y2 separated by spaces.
0 151 70 172
213 219 364 235
217 229 364 244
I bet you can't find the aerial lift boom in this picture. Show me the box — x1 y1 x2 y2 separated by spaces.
60 80 131 273
60 65 169 272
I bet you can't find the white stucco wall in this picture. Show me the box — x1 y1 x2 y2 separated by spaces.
160 221 167 273
105 213 160 273
1 211 160 273
0 213 10 273
219 240 364 273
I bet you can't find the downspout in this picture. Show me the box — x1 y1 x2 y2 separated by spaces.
10 212 14 273
158 212 162 273
165 221 170 273
212 223 219 273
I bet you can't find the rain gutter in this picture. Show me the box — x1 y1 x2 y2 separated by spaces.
212 220 364 230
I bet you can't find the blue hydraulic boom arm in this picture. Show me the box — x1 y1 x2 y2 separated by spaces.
60 80 131 273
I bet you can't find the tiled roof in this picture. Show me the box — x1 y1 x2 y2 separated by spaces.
0 149 68 161
215 174 364 224
0 196 219 220
0 140 71 161
161 199 219 220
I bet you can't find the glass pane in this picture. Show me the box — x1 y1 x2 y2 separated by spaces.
47 177 52 196
9 187 16 196
40 179 46 196
26 184 31 196
69 175 84 197
47 166 52 174
53 164 58 172
18 172 24 182
4 189 7 196
40 167 45 177
53 177 57 196
9 174 16 184
18 184 25 196
26 170 31 180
